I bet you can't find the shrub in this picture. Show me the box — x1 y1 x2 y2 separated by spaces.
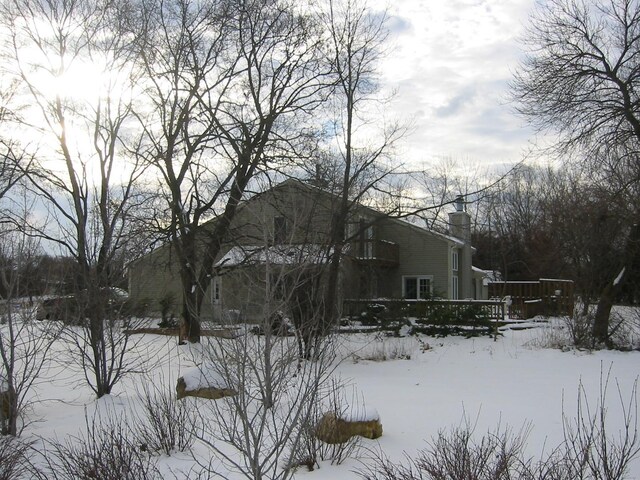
550 308 640 351
351 336 413 362
135 378 195 455
565 311 594 348
291 379 364 471
358 371 640 480
33 410 159 480
0 436 32 480
358 422 529 480
158 293 177 329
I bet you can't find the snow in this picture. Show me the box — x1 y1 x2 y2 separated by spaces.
614 267 626 286
6 311 640 479
342 406 380 423
180 365 229 391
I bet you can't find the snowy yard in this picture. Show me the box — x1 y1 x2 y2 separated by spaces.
7 312 640 479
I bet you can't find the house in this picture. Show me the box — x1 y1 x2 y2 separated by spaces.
128 179 490 322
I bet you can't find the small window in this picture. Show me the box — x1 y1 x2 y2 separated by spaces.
403 275 433 300
273 216 288 243
452 249 459 272
452 275 459 300
211 277 221 304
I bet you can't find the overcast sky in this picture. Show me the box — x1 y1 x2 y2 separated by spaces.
376 0 538 170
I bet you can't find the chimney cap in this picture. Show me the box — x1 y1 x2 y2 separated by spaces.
454 194 465 212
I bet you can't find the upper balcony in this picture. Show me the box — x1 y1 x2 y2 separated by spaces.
349 239 399 267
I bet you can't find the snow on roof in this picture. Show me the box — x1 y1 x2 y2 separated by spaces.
386 216 465 246
215 244 330 267
472 267 502 285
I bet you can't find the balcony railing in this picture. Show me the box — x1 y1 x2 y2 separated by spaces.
350 239 399 267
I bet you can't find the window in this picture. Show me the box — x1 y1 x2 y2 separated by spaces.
363 225 374 258
348 217 374 258
452 275 459 300
211 277 221 304
273 216 288 243
452 249 459 271
403 275 433 300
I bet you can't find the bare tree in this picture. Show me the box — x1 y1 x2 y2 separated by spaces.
0 196 61 436
512 0 640 344
122 181 339 477
308 0 402 357
0 0 149 396
0 79 26 204
184 203 336 479
542 167 630 314
476 166 553 281
132 0 326 343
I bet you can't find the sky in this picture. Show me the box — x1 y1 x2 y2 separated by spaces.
376 0 539 170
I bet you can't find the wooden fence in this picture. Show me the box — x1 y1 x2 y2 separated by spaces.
488 278 574 319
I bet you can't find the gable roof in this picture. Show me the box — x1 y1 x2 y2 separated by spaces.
272 178 467 247
130 177 469 268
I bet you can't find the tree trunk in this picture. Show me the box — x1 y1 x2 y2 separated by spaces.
1 385 16 436
592 222 640 346
89 289 109 398
593 283 616 347
181 294 202 344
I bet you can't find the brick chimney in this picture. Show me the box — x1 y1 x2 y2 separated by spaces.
449 195 470 242
448 195 472 298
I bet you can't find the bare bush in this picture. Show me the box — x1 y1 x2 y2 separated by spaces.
135 376 195 455
608 310 640 351
292 378 364 470
0 225 61 436
558 371 640 480
358 370 640 480
565 312 594 349
192 331 335 480
0 436 32 480
59 315 150 399
358 421 530 480
33 410 158 480
350 336 414 363
561 308 640 351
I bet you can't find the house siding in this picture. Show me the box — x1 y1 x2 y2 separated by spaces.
377 221 452 298
128 180 474 321
128 245 182 318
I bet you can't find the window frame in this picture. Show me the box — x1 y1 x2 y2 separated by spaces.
402 275 434 300
211 276 221 304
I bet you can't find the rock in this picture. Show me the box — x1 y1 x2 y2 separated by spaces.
315 412 383 444
175 377 236 400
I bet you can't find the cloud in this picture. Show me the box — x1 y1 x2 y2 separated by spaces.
435 87 477 118
386 14 412 35
376 0 537 166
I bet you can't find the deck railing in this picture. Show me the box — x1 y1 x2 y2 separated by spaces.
349 239 399 266
343 298 505 322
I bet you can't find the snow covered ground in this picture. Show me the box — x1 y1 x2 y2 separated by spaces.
11 312 640 478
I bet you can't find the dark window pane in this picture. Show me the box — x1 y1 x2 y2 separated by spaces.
405 277 417 299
